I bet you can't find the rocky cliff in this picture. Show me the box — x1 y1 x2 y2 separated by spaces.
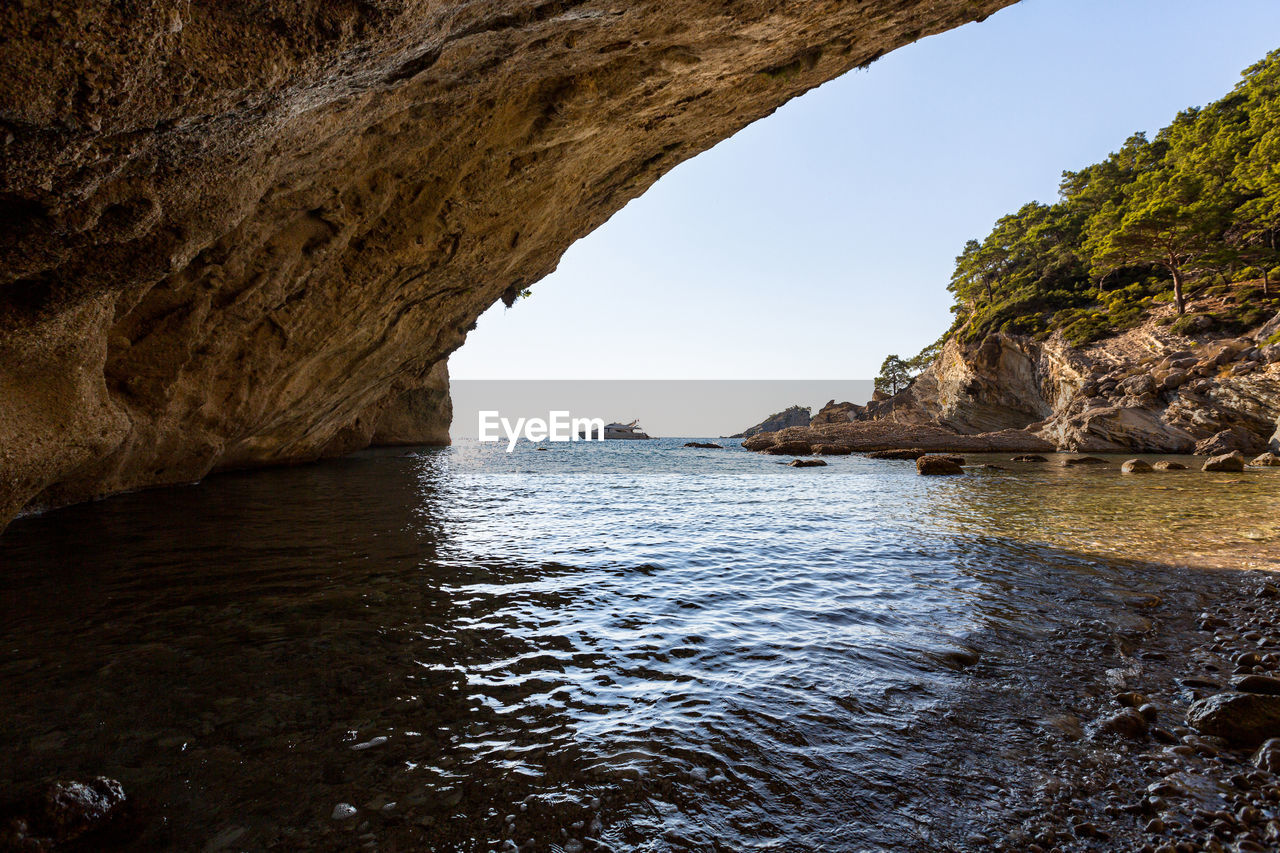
0 0 1018 527
864 310 1280 454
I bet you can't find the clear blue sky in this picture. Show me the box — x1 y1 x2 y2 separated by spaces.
451 0 1280 380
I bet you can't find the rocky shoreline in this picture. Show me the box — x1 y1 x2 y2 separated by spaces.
740 308 1280 464
741 420 1054 456
982 571 1280 853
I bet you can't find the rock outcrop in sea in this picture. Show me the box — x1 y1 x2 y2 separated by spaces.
743 307 1280 457
731 405 812 439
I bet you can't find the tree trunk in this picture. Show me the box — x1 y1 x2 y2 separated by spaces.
1171 266 1185 315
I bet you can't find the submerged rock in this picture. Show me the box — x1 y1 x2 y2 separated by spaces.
917 456 963 475
868 449 926 460
935 648 981 669
683 442 723 449
1202 451 1246 472
1097 707 1149 739
811 444 852 455
1153 461 1188 470
1011 454 1048 462
1063 456 1109 466
1254 738 1280 772
1120 459 1154 474
1186 692 1280 747
787 459 827 468
1 777 132 850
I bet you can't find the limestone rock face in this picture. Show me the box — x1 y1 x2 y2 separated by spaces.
866 333 1086 432
864 320 1280 455
811 400 863 425
369 361 452 448
0 0 1017 527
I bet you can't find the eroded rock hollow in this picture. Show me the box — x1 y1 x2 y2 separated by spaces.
0 0 1016 528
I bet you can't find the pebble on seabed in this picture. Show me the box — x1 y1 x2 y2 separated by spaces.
331 803 358 820
350 736 388 750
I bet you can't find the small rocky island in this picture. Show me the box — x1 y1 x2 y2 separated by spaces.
730 405 812 438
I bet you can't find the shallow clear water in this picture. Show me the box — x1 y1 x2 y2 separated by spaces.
1 440 1277 851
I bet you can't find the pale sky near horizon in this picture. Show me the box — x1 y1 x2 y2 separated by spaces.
451 0 1280 380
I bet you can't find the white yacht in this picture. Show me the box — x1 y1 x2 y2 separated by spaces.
583 419 651 440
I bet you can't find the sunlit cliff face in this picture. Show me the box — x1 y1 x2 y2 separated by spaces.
0 1 1016 528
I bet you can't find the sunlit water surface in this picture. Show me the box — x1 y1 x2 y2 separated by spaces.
1 440 1277 851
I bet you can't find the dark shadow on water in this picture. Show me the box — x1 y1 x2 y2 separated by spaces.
0 449 1258 851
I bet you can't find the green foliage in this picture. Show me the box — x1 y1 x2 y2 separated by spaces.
874 354 913 396
939 49 1280 344
1170 313 1212 337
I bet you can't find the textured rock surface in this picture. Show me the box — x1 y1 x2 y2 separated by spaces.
0 0 1018 527
811 399 863 425
862 313 1280 454
1 777 133 850
1202 450 1246 472
731 404 812 439
743 420 1051 454
870 332 1078 433
916 454 963 475
1186 691 1280 748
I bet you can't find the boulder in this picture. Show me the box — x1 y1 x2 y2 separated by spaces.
1152 461 1188 471
1195 426 1267 456
1097 707 1149 740
1120 459 1153 474
1202 451 1246 472
787 459 827 468
1232 675 1280 696
1254 738 1280 772
1062 456 1109 466
1186 692 1280 747
764 441 813 456
867 449 926 460
683 442 723 449
812 444 852 456
741 434 778 452
1158 369 1190 391
1011 454 1048 462
0 778 132 850
1253 309 1280 344
1249 452 1280 467
917 455 964 475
